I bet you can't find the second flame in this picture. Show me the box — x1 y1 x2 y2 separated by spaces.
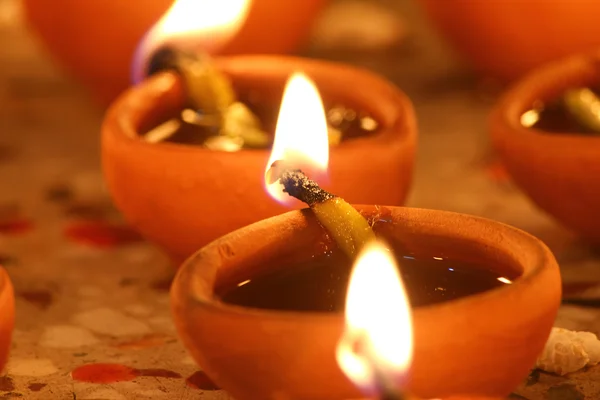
265 72 330 204
336 240 413 395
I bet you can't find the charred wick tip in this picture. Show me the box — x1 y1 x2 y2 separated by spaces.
146 47 179 77
268 161 335 206
146 46 203 77
277 168 335 207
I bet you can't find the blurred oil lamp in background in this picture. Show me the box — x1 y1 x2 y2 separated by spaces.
22 0 327 105
490 51 600 244
101 0 416 263
417 0 600 82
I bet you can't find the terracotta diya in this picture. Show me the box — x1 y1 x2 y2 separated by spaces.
101 55 416 263
0 268 14 371
490 50 600 242
170 205 561 400
22 0 327 105
417 0 600 81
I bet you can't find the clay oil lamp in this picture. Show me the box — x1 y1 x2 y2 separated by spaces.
22 0 327 105
0 268 14 371
101 0 416 264
490 50 600 242
171 205 556 399
170 66 561 399
417 0 600 82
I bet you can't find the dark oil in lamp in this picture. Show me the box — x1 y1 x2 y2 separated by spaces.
223 158 518 313
141 47 380 151
522 85 600 134
219 247 517 312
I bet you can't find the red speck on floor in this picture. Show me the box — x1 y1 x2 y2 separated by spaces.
0 218 34 235
71 363 182 384
64 221 143 248
71 363 137 384
186 371 220 390
18 290 53 310
28 382 47 392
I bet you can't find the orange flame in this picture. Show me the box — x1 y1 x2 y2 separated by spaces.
336 240 413 394
132 0 251 83
265 72 329 204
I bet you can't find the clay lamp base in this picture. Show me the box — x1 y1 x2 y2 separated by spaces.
490 50 600 242
0 268 14 371
101 56 416 263
170 205 561 400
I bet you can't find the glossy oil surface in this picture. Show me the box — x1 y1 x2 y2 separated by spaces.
220 250 517 312
526 89 600 134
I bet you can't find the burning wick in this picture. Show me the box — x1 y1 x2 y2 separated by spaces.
132 0 267 149
267 160 375 259
135 2 346 151
265 72 415 400
139 46 270 149
266 161 335 206
265 73 374 258
145 47 235 116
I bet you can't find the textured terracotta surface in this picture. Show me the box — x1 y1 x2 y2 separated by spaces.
21 0 327 105
418 0 600 82
490 51 600 243
171 206 561 400
102 56 417 263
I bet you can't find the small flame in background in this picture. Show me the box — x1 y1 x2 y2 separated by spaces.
131 0 251 83
336 240 413 395
264 72 330 204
